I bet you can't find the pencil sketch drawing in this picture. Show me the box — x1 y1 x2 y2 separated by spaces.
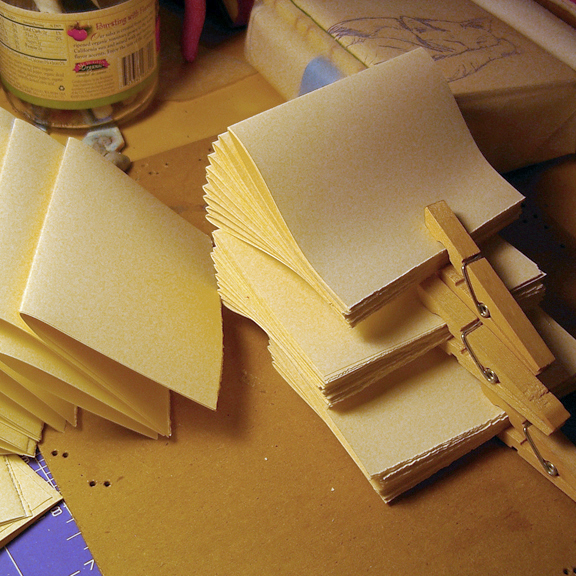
327 16 519 81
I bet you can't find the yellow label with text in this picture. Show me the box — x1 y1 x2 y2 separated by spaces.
0 0 158 109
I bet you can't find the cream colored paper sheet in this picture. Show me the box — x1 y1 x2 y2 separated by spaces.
0 355 167 439
0 120 82 424
0 393 42 441
21 137 223 411
0 456 26 525
207 48 523 323
0 366 70 432
472 0 576 70
274 310 575 501
0 455 62 547
213 231 544 404
0 419 36 457
0 118 170 438
0 112 223 438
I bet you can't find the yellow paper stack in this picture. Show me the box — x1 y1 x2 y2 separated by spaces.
0 108 223 455
205 49 576 501
213 232 545 406
0 455 61 547
206 49 524 325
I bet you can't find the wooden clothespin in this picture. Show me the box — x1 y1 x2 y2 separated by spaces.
425 200 555 375
418 200 575 499
418 273 568 435
484 381 576 502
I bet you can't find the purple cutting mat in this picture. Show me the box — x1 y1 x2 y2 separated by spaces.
0 450 102 576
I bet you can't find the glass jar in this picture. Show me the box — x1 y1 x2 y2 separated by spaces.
0 0 158 129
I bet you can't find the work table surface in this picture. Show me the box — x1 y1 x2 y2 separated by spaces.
4 10 575 575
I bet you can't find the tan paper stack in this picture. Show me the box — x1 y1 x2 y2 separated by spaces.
205 48 576 501
205 49 524 326
213 231 545 406
0 107 223 456
212 230 576 501
0 455 62 547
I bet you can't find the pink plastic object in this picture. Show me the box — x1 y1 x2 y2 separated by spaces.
181 0 255 62
181 0 206 62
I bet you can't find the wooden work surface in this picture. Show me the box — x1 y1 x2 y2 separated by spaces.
34 14 576 576
38 136 576 576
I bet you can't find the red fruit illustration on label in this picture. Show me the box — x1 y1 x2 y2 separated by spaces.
67 24 89 41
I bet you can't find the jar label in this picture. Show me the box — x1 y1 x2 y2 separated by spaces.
0 0 158 109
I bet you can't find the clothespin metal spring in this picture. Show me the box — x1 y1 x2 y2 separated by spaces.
463 318 560 478
523 422 559 477
461 320 499 384
461 253 490 318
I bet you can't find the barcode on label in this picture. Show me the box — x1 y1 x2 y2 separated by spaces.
120 40 155 87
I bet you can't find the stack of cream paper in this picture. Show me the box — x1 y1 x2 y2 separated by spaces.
213 231 575 501
0 107 223 453
213 231 545 405
0 454 62 547
301 309 576 502
204 48 576 501
204 48 524 325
